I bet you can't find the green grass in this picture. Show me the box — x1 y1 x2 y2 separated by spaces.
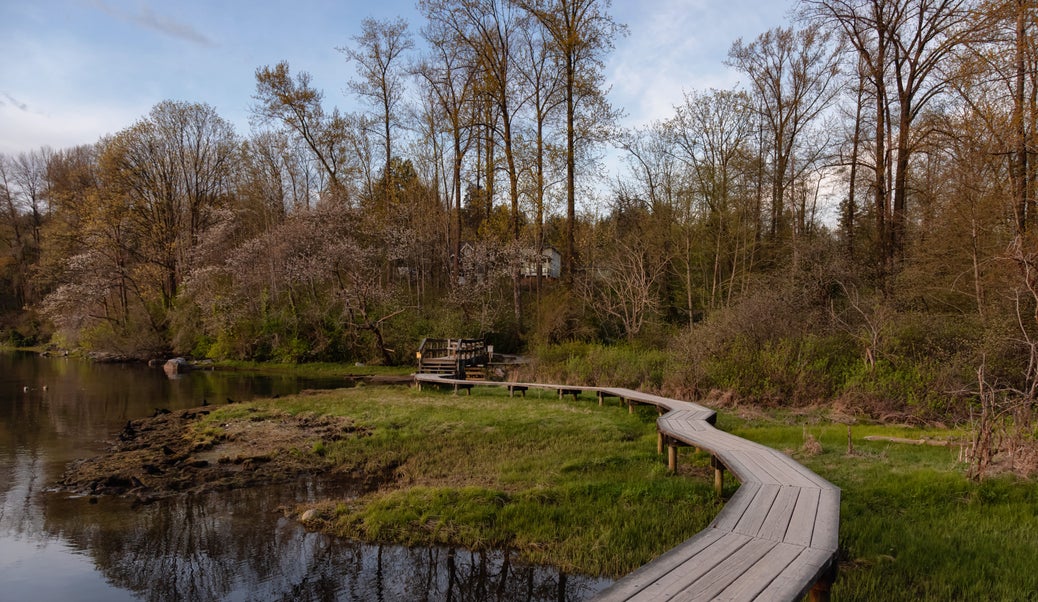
196 386 1038 597
722 416 1038 601
197 385 719 577
211 360 413 379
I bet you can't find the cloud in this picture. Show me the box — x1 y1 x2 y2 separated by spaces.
92 0 216 47
609 0 742 128
0 98 147 156
0 92 30 112
608 0 795 129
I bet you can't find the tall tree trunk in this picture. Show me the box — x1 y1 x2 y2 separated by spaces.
453 131 463 279
564 52 576 284
1013 0 1029 234
892 106 912 263
846 68 865 256
874 55 889 277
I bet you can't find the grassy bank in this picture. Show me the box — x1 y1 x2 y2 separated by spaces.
193 384 719 577
721 413 1038 601
211 360 413 379
193 385 1037 597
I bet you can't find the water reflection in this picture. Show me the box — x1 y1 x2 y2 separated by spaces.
1 353 612 601
43 481 608 601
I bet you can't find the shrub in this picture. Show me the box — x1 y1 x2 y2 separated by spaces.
527 342 671 390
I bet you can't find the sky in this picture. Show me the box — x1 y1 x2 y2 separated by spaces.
0 0 797 158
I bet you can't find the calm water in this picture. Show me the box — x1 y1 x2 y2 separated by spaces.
0 352 611 601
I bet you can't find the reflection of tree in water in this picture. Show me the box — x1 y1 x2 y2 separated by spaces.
45 481 610 601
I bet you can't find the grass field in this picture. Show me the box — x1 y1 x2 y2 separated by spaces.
195 384 1038 599
722 414 1038 601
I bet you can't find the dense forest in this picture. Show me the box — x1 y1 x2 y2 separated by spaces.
2 0 1037 465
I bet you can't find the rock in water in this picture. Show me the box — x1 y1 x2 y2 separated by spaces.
163 357 191 377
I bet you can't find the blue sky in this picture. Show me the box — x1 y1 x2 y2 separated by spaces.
0 0 796 157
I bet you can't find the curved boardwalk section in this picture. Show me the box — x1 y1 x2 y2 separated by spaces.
414 374 840 602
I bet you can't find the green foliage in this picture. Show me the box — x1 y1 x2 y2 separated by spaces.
77 315 169 359
723 418 1038 600
658 281 983 416
528 341 671 389
527 287 598 347
1 326 36 348
217 385 716 577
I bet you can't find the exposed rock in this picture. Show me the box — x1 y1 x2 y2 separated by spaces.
163 357 191 377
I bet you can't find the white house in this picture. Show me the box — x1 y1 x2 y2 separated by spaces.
520 246 562 279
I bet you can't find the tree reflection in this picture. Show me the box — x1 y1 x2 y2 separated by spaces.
44 481 610 601
3 353 610 600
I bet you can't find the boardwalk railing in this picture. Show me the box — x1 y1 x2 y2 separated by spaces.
415 338 489 378
413 373 840 602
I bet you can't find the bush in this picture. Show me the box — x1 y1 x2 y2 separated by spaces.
666 300 984 417
527 342 671 390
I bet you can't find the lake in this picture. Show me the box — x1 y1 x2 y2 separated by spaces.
0 351 611 601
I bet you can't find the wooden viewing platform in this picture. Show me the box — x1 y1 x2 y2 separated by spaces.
415 337 489 380
413 373 840 602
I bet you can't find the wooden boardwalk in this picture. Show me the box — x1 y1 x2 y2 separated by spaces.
413 374 840 602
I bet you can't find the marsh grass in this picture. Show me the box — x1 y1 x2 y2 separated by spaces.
212 360 412 378
196 387 1038 596
724 417 1038 601
197 385 719 577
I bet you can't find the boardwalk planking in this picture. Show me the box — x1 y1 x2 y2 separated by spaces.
412 373 840 601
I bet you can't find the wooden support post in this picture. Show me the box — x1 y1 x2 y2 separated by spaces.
597 391 604 406
808 580 832 602
627 400 634 414
657 432 664 455
711 456 724 498
809 560 838 602
667 444 678 473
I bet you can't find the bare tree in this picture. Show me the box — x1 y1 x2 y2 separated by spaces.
99 101 237 313
340 17 414 208
728 24 842 249
667 88 758 311
0 154 29 307
517 14 566 297
416 5 479 278
513 0 625 283
252 62 361 202
11 148 51 249
803 0 975 273
582 234 670 342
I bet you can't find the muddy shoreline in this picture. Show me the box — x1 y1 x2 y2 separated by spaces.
59 405 376 504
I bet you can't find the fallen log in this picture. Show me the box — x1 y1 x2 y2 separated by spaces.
863 435 955 447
